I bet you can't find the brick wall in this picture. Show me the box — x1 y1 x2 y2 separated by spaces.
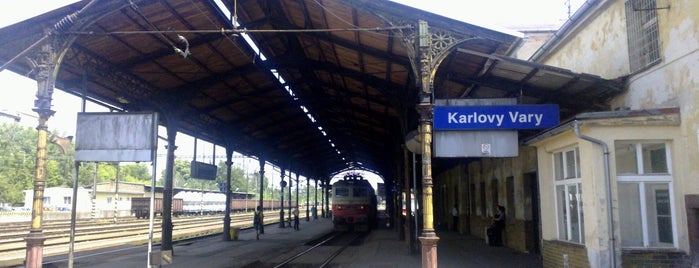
543 240 694 267
542 240 589 268
622 249 692 267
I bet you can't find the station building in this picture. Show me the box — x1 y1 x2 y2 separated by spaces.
434 0 698 267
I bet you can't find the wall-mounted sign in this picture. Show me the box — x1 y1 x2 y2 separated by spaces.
433 104 559 130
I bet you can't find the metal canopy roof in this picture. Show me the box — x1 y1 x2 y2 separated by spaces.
0 0 623 181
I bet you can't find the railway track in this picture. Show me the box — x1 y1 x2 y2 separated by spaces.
271 231 368 268
0 212 276 267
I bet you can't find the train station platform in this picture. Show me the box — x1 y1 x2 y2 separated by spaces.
49 217 542 268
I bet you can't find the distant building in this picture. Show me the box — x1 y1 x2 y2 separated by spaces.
508 25 558 60
23 187 92 212
93 181 147 213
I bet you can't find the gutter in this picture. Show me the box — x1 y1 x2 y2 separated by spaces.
528 0 599 62
572 120 617 268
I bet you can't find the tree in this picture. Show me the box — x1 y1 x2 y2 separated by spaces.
161 159 218 191
213 160 249 193
0 123 75 205
120 163 151 183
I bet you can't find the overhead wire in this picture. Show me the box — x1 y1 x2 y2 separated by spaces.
64 25 411 36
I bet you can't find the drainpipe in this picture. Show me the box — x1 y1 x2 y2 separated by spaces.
573 121 616 268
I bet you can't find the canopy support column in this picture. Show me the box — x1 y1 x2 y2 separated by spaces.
258 158 265 234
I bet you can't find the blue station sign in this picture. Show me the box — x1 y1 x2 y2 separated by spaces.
433 104 559 130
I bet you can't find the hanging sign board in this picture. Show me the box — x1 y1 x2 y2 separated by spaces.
191 161 217 180
75 112 158 162
433 104 559 130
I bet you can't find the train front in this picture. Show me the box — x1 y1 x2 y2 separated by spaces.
331 175 377 232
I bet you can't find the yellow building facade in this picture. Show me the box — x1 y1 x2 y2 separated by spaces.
434 0 698 267
529 0 698 266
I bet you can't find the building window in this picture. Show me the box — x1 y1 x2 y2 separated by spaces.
107 197 113 203
615 141 674 247
625 0 661 73
554 147 585 243
64 196 71 205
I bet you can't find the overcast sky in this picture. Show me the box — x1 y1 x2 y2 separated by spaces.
0 0 584 186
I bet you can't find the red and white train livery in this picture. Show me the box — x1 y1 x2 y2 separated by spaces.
331 174 377 232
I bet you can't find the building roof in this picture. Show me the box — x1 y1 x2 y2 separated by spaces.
0 0 624 181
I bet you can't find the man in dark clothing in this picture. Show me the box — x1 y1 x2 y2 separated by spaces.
254 206 262 240
487 205 506 246
292 206 300 230
452 204 459 231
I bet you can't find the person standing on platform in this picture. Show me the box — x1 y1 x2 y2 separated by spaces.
292 206 300 230
487 205 506 246
311 205 317 220
254 206 263 240
452 204 459 231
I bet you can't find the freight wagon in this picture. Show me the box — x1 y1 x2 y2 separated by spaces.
131 197 184 219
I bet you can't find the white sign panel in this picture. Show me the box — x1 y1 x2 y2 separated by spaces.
434 98 519 158
434 130 519 157
75 112 158 162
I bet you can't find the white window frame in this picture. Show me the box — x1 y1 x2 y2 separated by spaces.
616 141 677 248
553 146 585 244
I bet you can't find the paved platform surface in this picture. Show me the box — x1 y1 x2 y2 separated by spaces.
47 217 542 268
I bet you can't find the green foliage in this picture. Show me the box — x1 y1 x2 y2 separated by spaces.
0 123 36 205
0 123 76 204
120 163 152 183
0 123 156 205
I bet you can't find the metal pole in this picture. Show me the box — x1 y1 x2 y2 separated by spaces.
147 165 157 267
92 163 97 220
161 127 177 253
404 147 412 250
223 148 233 241
114 164 120 223
279 166 286 228
25 38 57 268
68 162 79 268
325 179 330 218
288 169 292 227
417 19 439 268
296 173 299 224
146 113 158 267
258 158 265 234
413 153 419 250
306 177 310 221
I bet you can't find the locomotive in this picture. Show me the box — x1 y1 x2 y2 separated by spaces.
331 174 377 232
